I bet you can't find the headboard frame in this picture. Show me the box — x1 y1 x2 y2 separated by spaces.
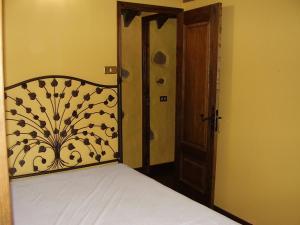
5 75 121 178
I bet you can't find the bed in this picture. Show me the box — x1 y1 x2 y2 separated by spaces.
5 76 238 225
11 163 238 225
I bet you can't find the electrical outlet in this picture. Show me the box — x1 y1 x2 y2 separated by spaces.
104 66 117 74
160 96 167 102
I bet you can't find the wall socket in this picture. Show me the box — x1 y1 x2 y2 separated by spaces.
160 96 168 102
104 66 117 74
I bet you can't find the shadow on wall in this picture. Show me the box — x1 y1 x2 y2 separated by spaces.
216 5 262 224
215 4 235 210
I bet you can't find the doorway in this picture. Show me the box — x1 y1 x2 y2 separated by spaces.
142 14 179 174
117 1 221 207
117 2 182 176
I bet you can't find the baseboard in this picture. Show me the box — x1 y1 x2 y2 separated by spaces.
213 205 252 225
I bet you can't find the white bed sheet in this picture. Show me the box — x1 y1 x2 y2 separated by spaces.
11 163 239 225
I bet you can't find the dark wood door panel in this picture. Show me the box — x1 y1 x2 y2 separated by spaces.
183 22 210 149
180 142 207 159
180 154 207 193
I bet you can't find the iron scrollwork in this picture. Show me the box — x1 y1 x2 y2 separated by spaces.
5 75 119 177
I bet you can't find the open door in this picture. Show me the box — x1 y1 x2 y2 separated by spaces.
176 3 222 206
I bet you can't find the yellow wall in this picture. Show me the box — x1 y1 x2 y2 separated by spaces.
121 15 143 168
184 1 300 225
121 16 177 168
4 0 181 171
4 0 180 86
149 19 177 165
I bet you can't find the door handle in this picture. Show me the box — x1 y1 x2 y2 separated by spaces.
200 111 222 131
200 114 213 122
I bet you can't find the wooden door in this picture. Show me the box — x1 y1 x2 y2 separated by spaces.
176 3 221 206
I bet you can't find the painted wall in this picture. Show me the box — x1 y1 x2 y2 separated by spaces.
4 0 181 171
121 15 143 168
121 16 177 168
4 0 180 86
149 19 177 165
183 1 300 225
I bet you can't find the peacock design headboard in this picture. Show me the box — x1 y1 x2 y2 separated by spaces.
5 75 121 178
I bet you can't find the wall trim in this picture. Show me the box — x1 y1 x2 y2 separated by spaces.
213 205 252 225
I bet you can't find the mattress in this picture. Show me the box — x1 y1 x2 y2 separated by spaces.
11 163 239 225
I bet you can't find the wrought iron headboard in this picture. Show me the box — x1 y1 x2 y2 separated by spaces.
5 75 122 178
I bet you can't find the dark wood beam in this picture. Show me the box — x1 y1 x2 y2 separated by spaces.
143 13 177 29
156 15 169 29
121 9 141 27
118 1 182 15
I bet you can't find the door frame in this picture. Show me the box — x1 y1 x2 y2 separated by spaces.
117 1 183 173
0 0 13 224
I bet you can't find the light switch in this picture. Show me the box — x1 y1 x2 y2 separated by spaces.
160 96 168 102
104 66 117 74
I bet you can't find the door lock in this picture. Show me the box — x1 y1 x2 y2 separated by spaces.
200 110 222 131
200 114 213 122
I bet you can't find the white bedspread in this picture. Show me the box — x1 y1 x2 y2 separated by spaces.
11 163 239 225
